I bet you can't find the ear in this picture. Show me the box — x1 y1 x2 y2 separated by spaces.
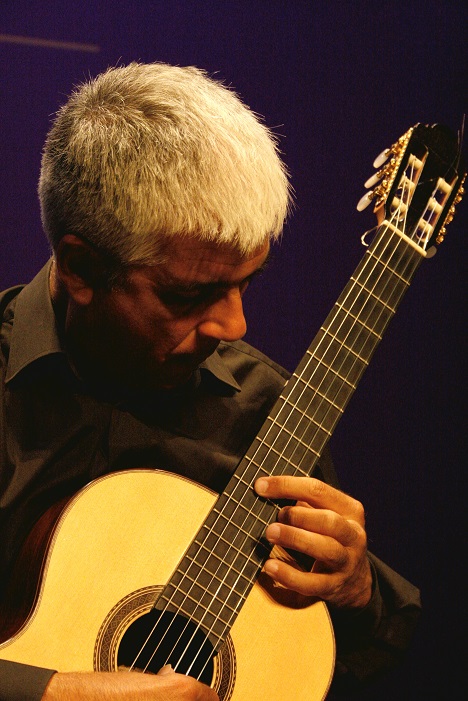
54 234 105 306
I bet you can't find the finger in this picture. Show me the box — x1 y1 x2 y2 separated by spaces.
265 522 348 568
277 504 363 547
263 557 340 598
157 664 175 676
255 475 365 524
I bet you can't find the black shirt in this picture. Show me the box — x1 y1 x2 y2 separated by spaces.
0 264 421 699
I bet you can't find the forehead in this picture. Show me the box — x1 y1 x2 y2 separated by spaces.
153 237 270 285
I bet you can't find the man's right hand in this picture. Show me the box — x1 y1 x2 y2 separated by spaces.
43 669 220 700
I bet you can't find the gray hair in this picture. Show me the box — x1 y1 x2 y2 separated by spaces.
39 62 291 267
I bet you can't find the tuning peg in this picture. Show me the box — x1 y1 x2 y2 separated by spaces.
364 172 381 188
373 149 389 169
356 191 374 211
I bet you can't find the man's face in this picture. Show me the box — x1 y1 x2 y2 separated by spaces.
70 237 270 392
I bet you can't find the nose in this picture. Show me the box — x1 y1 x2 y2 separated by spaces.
197 287 247 342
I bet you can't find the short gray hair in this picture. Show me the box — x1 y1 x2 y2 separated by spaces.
39 62 291 266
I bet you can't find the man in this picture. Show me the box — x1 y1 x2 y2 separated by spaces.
0 63 420 700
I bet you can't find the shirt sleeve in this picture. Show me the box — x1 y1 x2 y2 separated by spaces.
328 552 421 693
0 659 56 701
313 448 421 692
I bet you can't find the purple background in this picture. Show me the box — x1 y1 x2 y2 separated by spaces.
1 2 467 698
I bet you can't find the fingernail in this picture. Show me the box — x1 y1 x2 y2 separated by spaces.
264 559 279 575
255 478 269 495
266 523 281 542
158 664 175 676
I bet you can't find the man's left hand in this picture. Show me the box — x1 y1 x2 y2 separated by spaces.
254 476 373 610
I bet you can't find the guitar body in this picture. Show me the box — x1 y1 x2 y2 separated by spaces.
0 470 335 701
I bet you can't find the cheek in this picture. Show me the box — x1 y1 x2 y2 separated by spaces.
116 304 195 356
101 289 200 359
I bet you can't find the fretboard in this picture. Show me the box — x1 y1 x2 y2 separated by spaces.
156 221 424 650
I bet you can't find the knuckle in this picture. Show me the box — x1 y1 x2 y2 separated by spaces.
351 497 366 524
309 477 327 496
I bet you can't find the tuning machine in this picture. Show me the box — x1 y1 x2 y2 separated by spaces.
357 128 414 212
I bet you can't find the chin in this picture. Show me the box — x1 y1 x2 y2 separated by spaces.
153 361 197 391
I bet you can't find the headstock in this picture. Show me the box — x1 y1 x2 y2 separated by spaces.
357 123 466 257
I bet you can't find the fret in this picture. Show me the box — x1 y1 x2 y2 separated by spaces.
361 252 411 298
199 527 268 571
370 227 419 270
329 304 382 340
232 449 271 483
290 375 345 414
276 398 337 447
349 277 397 313
210 508 268 540
231 473 256 491
351 262 410 310
301 349 356 390
188 538 263 583
283 357 356 420
365 249 412 285
317 326 379 379
257 404 330 460
276 395 342 443
337 297 393 337
336 279 394 331
246 433 321 470
256 429 320 469
324 306 382 346
168 571 244 618
172 559 255 600
304 332 367 374
213 495 271 528
296 343 366 393
199 522 264 559
323 304 382 340
264 402 331 440
215 487 277 537
270 410 332 439
176 548 255 589
314 329 370 365
164 578 239 621
263 416 329 453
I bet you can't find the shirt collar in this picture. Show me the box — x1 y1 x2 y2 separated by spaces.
200 351 241 391
5 261 241 392
5 261 63 383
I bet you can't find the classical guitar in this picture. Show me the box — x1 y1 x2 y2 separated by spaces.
0 124 465 700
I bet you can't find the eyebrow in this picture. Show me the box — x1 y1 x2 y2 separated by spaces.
157 252 271 293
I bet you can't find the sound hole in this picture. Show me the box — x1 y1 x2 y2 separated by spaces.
117 608 215 684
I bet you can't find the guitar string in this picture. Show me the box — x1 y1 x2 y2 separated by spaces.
131 162 419 676
187 156 456 681
184 161 457 681
187 164 423 680
142 174 424 680
131 200 410 676
129 150 436 676
184 189 420 680
130 161 418 676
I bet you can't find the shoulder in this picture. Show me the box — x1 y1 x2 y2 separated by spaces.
0 285 23 318
0 285 24 365
218 340 338 486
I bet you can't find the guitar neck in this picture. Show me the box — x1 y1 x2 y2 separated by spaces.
157 122 466 653
157 221 424 649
